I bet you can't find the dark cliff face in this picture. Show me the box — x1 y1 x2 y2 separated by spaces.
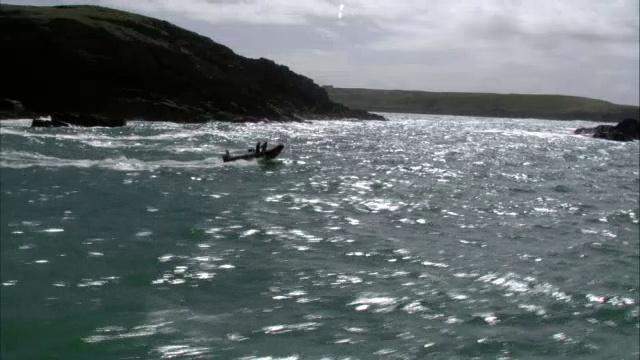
0 5 384 122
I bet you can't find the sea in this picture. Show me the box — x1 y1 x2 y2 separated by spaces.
1 114 638 360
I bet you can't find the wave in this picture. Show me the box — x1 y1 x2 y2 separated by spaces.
1 125 235 154
0 126 200 142
0 151 224 171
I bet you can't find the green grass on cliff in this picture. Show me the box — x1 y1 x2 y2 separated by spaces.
0 5 210 49
2 4 141 22
325 87 639 121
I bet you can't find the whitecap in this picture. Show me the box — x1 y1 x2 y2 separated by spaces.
345 217 360 225
363 199 401 212
422 261 449 268
240 229 259 237
262 322 320 335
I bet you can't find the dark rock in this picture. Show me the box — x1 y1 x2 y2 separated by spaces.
614 118 640 136
0 98 36 119
0 5 383 123
52 113 126 127
0 98 24 113
574 118 639 141
339 108 387 121
574 124 611 136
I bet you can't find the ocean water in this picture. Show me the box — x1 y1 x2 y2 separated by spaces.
1 114 638 359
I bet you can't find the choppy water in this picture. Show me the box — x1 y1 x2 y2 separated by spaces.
1 114 638 359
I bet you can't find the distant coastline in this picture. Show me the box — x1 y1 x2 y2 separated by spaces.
325 87 639 122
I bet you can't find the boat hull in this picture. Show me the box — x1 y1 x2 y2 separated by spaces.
222 144 284 163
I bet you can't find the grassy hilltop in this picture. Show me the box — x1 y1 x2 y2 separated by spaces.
325 87 639 122
0 5 383 122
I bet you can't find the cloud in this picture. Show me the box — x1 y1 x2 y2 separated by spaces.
364 1 639 50
8 0 638 51
6 0 638 42
105 0 341 24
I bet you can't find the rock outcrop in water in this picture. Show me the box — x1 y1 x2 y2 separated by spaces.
574 118 640 142
0 5 385 123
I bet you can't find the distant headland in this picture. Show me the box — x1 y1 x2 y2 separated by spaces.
0 4 384 124
324 87 639 122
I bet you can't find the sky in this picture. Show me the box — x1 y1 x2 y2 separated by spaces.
4 0 640 105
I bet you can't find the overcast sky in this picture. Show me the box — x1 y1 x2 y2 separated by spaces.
5 0 639 105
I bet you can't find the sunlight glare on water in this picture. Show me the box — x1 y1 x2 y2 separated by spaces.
1 114 638 359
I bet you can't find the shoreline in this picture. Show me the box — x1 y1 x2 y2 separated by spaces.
0 112 627 125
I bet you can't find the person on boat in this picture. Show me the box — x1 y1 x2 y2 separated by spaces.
261 141 268 153
225 149 230 157
255 142 261 154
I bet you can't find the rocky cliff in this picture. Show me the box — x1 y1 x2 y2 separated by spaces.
574 118 639 141
0 5 384 122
